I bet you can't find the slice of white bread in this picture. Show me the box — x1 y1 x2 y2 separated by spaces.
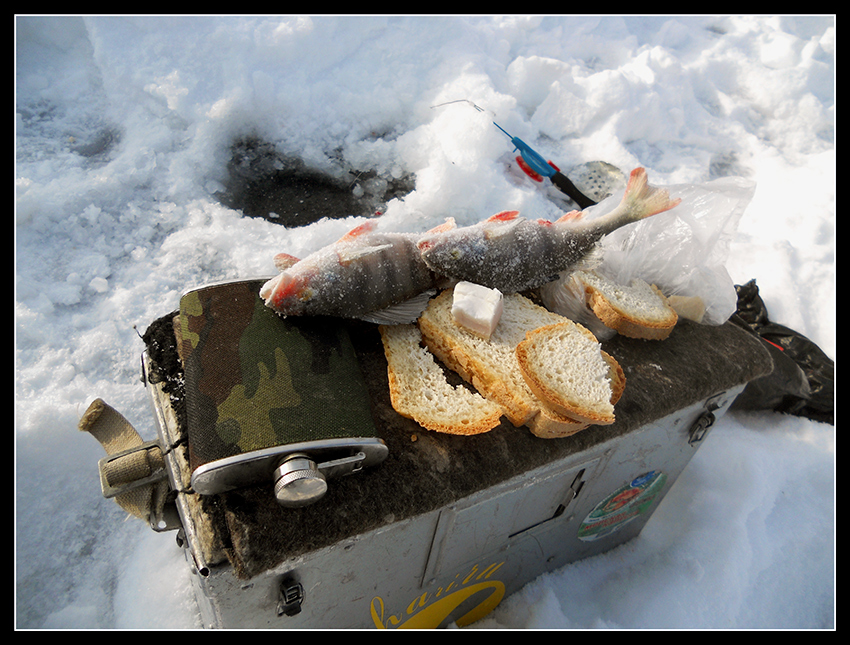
528 351 625 438
575 270 678 340
379 323 503 435
418 288 624 437
516 322 617 425
418 288 566 427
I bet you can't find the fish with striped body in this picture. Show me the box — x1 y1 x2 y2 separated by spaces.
259 220 438 324
416 168 681 293
261 167 680 323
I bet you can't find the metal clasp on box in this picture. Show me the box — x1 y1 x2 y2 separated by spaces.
277 577 305 617
97 440 181 532
190 438 389 507
688 392 729 446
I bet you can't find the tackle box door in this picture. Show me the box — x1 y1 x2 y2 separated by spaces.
422 456 602 584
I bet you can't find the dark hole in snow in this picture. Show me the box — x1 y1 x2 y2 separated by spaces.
216 136 415 228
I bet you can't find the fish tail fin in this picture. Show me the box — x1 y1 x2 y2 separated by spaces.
621 167 681 221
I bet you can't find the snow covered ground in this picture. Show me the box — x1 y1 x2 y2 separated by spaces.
15 15 834 629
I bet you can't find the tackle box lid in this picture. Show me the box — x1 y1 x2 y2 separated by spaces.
144 309 772 580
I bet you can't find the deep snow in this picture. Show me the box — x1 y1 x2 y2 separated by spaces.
15 15 834 629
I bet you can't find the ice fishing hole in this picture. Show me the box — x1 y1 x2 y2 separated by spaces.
215 135 415 228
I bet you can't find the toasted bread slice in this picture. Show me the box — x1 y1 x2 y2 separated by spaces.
379 323 503 435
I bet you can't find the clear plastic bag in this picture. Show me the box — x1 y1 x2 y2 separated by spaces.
542 175 756 328
540 270 619 340
597 175 755 325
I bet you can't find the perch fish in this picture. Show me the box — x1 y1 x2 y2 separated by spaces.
416 167 681 293
260 220 438 324
261 167 680 322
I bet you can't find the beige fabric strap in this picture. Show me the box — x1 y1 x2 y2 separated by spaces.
78 398 171 526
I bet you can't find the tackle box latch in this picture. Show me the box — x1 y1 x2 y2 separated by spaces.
80 398 181 532
96 441 182 532
277 577 305 617
687 391 729 446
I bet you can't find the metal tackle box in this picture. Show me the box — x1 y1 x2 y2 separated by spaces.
126 280 772 629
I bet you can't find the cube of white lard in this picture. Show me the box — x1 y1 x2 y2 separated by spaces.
451 281 504 341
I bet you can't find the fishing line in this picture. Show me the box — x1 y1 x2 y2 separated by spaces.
430 99 598 208
429 99 492 116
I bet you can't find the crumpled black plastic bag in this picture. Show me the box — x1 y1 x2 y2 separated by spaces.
729 279 834 425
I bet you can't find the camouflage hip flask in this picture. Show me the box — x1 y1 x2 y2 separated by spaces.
177 279 388 507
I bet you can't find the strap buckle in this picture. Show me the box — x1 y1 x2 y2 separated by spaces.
97 440 168 499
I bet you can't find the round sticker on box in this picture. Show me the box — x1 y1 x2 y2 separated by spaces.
577 471 667 542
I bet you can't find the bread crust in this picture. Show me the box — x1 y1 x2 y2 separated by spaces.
413 288 627 438
527 409 589 438
380 323 503 435
602 350 627 406
583 279 678 340
516 322 618 425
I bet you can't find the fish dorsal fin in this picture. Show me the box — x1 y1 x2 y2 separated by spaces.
357 290 437 325
425 217 457 235
418 218 457 252
273 253 300 272
555 210 583 223
338 219 379 243
485 210 520 223
483 210 523 240
336 243 394 266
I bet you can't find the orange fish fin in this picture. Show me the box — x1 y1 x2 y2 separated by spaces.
623 167 682 218
425 217 457 235
555 210 583 223
338 219 378 242
485 210 520 223
273 253 300 272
